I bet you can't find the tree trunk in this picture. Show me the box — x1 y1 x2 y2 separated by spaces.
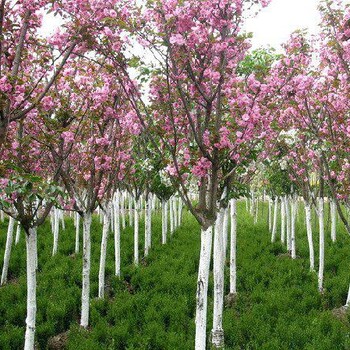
162 199 167 244
134 198 139 265
271 197 278 243
75 212 80 254
24 227 37 350
280 198 285 244
170 198 174 235
290 198 296 259
344 283 350 308
268 198 272 232
1 216 15 285
121 192 126 230
195 225 213 350
305 202 315 271
229 199 237 295
284 197 291 253
222 206 229 255
98 202 111 298
128 193 133 227
114 192 121 277
318 197 325 293
52 208 59 256
80 212 92 328
147 194 152 250
331 199 336 242
15 222 21 245
178 197 183 226
211 209 225 349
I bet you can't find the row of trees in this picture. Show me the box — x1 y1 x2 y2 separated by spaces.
1 0 350 349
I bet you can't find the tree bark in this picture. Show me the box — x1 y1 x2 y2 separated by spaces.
114 192 121 276
318 197 325 293
98 202 111 298
290 198 296 259
75 212 80 254
1 216 15 285
80 212 92 328
305 202 315 271
271 197 278 243
331 199 336 242
52 208 59 256
229 199 237 295
134 198 139 265
280 198 285 244
211 208 225 349
195 225 213 350
162 199 167 244
24 227 37 350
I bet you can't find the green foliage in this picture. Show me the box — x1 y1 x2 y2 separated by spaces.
237 48 280 79
0 202 350 349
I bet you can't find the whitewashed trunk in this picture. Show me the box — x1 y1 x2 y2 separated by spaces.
121 192 126 230
345 283 350 308
15 222 21 245
144 195 151 256
170 198 174 235
75 212 80 254
98 202 112 298
229 198 237 295
280 198 285 244
80 212 92 328
0 210 4 222
268 198 272 232
318 197 325 292
52 208 59 256
147 195 152 250
134 198 139 265
178 198 183 226
285 197 291 253
128 193 133 227
162 199 167 245
1 216 15 285
165 201 168 239
24 227 37 350
222 206 229 255
173 197 178 229
331 199 337 242
60 210 65 231
114 192 121 277
195 226 213 350
290 198 296 259
211 209 225 349
305 202 315 271
271 198 278 243
250 192 254 215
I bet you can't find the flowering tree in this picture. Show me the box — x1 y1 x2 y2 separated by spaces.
95 0 272 348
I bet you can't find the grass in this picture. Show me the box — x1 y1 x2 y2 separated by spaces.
0 201 350 349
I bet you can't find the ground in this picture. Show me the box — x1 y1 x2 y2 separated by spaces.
0 201 350 349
